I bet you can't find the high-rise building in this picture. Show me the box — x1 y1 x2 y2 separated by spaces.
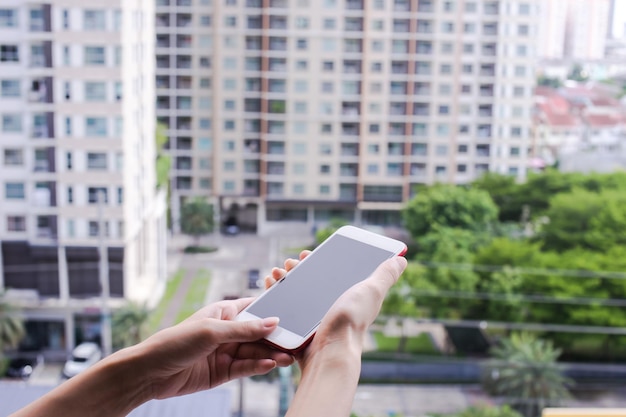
156 0 539 233
0 0 167 356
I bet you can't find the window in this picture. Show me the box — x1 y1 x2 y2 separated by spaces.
87 152 107 170
223 79 236 90
294 80 308 93
0 45 19 62
319 143 332 155
224 16 236 27
322 38 336 51
5 182 25 199
4 149 23 166
371 62 382 72
296 39 308 50
296 17 309 28
511 127 523 137
84 10 106 30
2 114 22 132
224 120 235 130
7 216 25 232
199 118 211 130
322 61 334 71
513 86 525 97
296 60 307 70
439 105 450 115
435 145 448 156
294 102 307 113
62 9 70 29
465 2 476 12
462 64 473 74
199 78 211 89
0 9 18 28
85 117 108 137
519 3 530 15
293 142 307 155
321 82 333 93
369 124 380 134
367 164 379 174
510 147 520 156
1 79 20 97
84 46 106 65
323 18 335 29
67 186 73 204
371 40 383 52
516 45 527 57
463 43 474 54
319 185 330 195
66 152 73 170
84 81 107 101
518 24 529 36
321 124 332 134
440 64 452 74
514 65 526 77
457 164 467 173
88 187 108 204
458 144 468 153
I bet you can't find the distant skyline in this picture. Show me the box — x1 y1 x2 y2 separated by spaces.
613 0 626 38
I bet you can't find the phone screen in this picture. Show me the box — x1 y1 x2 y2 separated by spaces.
246 234 394 337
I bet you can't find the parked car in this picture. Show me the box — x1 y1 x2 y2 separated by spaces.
62 342 102 378
5 356 42 379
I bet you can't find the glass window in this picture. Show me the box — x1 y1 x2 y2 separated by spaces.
87 152 107 170
2 113 22 132
0 79 20 97
0 45 19 62
84 10 106 30
323 18 335 29
84 81 107 101
4 148 23 166
0 9 18 28
85 117 108 137
84 46 106 65
5 182 25 199
7 215 26 232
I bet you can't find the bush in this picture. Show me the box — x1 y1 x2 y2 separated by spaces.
184 245 218 254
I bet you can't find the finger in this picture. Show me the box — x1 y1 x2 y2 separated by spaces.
271 267 286 279
284 258 299 272
189 297 255 321
299 250 311 260
235 342 295 367
203 317 280 345
362 257 407 301
264 275 277 290
229 358 278 380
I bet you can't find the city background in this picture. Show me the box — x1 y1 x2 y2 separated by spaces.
1 0 626 416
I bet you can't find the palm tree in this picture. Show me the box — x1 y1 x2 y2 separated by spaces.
112 302 150 350
482 332 572 417
0 295 25 352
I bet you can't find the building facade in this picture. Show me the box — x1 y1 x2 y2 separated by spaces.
0 0 167 357
156 0 538 234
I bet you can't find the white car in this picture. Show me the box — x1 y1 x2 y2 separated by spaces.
62 342 102 378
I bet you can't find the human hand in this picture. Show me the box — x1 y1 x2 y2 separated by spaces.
265 251 407 365
136 297 295 400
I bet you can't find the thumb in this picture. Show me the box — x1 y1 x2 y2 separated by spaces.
366 256 408 299
204 317 279 345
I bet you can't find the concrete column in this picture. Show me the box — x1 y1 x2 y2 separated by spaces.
64 309 75 353
0 240 4 293
58 246 69 302
354 208 363 226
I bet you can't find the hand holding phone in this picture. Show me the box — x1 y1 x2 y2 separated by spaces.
236 226 407 352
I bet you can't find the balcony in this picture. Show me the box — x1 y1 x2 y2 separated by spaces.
478 125 492 138
268 79 286 93
415 62 431 75
479 84 494 97
480 64 496 77
29 6 51 32
177 0 192 5
484 2 499 15
269 16 287 30
268 58 287 72
417 0 434 13
156 56 170 69
32 114 54 139
245 98 261 112
417 20 433 34
34 148 55 172
411 143 427 156
340 163 358 177
267 122 285 135
393 19 410 33
344 39 362 53
246 36 262 51
344 18 363 31
176 14 192 28
394 0 410 11
388 123 405 136
267 161 285 175
343 60 361 74
346 0 364 10
363 185 403 203
482 43 497 57
340 143 359 156
176 137 192 150
341 123 359 136
390 82 408 95
244 159 260 174
244 139 261 154
156 35 170 48
269 100 286 114
176 56 192 69
245 119 261 133
176 156 192 170
388 143 404 156
30 42 52 68
29 78 53 103
483 23 498 36
176 35 192 48
156 97 170 109
36 216 57 239
392 40 409 54
269 0 287 7
267 141 285 154
416 41 433 55
243 180 260 197
176 76 192 89
34 182 56 207
389 103 407 116
410 163 427 177
339 184 357 202
413 103 430 116
176 177 192 190
476 145 491 157
391 61 409 74
414 82 431 95
269 37 287 51
156 14 169 27
245 78 262 92
245 57 261 71
247 16 262 29
478 105 493 118
176 117 192 131
341 102 360 116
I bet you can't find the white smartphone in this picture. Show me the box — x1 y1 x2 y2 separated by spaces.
236 225 407 352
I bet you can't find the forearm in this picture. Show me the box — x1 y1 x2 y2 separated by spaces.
11 345 153 417
287 342 362 417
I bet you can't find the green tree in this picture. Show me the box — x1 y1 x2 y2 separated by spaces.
0 295 25 353
315 218 348 245
403 185 498 239
472 173 524 223
112 302 150 350
155 122 171 190
567 63 588 82
482 333 572 417
180 197 215 246
541 188 626 252
449 405 524 417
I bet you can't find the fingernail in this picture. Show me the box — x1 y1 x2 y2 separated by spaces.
395 257 407 267
262 317 279 328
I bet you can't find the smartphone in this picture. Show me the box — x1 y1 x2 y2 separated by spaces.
235 225 407 352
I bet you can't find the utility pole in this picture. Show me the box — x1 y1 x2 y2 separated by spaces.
98 190 112 357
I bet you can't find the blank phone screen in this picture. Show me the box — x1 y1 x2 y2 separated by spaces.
247 234 394 337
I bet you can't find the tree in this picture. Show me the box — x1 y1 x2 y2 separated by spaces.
472 173 524 222
567 63 588 82
449 405 523 417
0 295 25 353
180 197 215 245
112 302 151 350
541 188 626 252
403 185 498 239
482 333 572 417
155 122 171 190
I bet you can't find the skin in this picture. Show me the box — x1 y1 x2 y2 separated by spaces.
11 251 407 417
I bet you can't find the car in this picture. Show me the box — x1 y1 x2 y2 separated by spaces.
62 342 102 378
5 356 42 379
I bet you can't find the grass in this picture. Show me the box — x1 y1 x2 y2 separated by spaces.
372 332 440 355
175 269 211 324
184 245 218 254
146 269 185 335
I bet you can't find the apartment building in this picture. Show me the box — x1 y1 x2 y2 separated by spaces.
156 0 538 233
0 0 167 356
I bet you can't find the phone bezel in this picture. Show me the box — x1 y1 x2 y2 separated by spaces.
235 225 407 352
